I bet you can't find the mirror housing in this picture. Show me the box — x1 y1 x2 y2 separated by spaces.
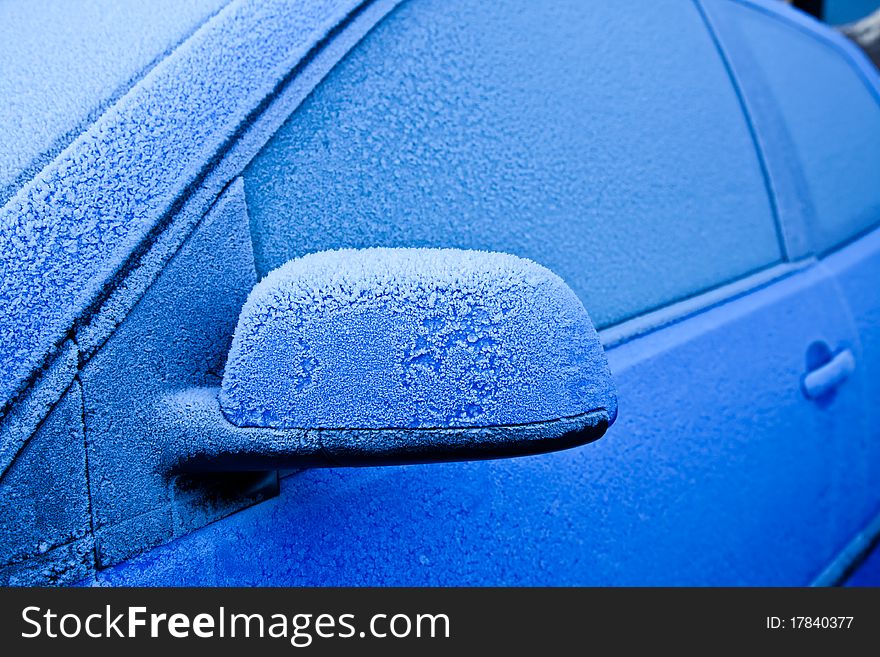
167 248 616 470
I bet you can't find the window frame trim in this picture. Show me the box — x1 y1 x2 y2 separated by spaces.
600 259 811 349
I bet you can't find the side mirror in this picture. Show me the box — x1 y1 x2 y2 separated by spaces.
163 248 616 471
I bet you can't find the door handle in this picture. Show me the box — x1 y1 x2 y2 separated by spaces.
802 348 855 400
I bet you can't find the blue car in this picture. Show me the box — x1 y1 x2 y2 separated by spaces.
1 0 879 586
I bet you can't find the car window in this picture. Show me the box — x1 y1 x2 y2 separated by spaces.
242 0 781 329
717 1 880 254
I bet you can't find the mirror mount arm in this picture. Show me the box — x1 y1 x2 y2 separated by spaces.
157 387 611 473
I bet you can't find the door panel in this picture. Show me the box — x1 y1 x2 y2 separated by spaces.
92 263 863 585
707 0 880 550
823 228 880 528
606 263 866 583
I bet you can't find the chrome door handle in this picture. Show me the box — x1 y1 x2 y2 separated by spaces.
802 348 855 400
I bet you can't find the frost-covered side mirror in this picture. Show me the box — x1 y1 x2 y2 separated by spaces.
163 248 616 471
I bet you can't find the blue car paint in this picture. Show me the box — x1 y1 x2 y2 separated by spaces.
825 0 880 24
100 0 876 585
824 229 880 530
713 0 880 548
845 535 880 585
91 261 865 586
0 382 92 585
0 0 878 585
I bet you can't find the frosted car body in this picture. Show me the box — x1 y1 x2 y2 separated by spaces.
1 0 879 585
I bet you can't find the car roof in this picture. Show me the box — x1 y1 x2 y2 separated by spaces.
0 0 228 204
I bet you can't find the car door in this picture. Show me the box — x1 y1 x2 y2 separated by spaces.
88 0 867 585
704 0 880 581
